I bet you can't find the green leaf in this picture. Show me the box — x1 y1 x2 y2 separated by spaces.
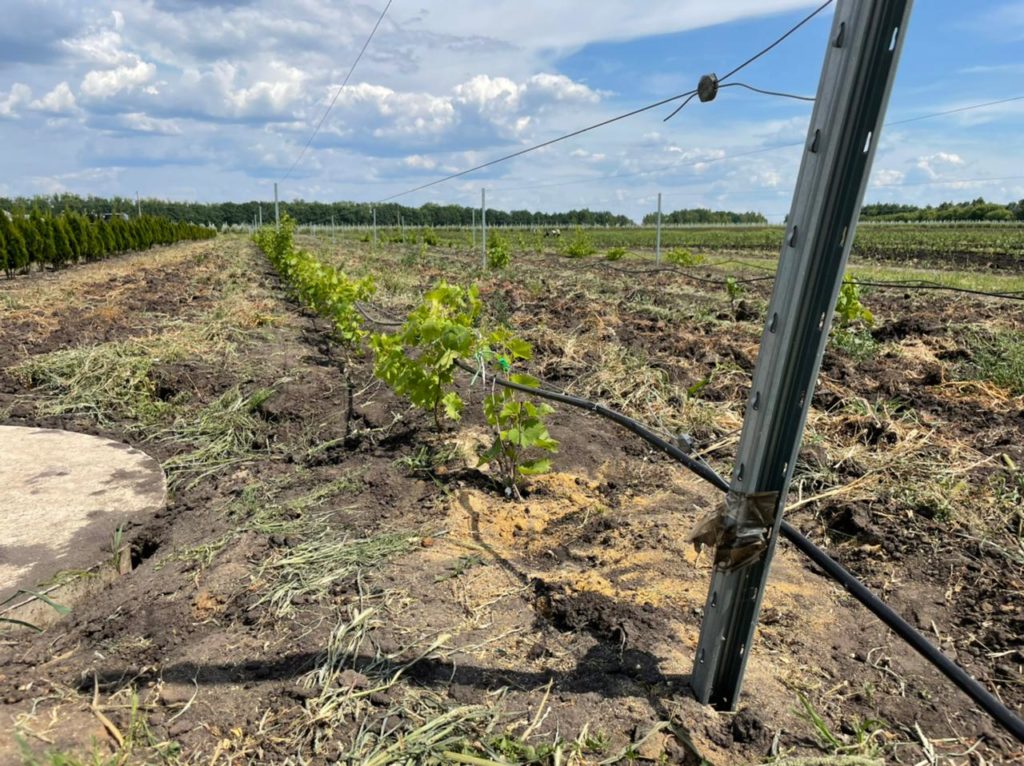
505 337 533 361
442 392 463 420
519 423 549 443
509 372 540 388
499 400 524 419
15 589 70 615
0 617 43 632
477 441 503 466
518 458 552 476
534 437 559 452
687 377 710 398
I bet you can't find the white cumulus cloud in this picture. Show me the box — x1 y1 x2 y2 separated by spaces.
82 59 156 98
0 83 32 118
915 151 965 178
871 168 905 187
30 82 78 114
402 155 438 170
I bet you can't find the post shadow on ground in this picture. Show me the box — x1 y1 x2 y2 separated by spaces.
91 486 698 726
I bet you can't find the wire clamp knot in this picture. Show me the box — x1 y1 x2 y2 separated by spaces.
697 73 719 103
688 490 778 571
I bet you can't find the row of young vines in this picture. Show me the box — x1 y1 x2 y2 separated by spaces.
0 209 216 277
254 216 557 496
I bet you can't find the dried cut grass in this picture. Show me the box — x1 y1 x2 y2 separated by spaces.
12 341 172 428
254 532 416 617
157 386 274 489
282 600 631 765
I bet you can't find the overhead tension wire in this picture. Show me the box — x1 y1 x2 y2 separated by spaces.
663 0 833 122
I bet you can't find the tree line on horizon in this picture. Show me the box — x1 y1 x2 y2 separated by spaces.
3 193 1023 227
859 198 1024 222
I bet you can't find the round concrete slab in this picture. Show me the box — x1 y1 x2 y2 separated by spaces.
0 426 166 601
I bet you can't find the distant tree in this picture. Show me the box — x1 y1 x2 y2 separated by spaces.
29 210 57 267
0 213 28 276
15 216 41 268
64 212 87 262
97 221 115 254
52 216 74 267
642 207 768 225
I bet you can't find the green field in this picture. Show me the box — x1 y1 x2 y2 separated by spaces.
309 221 1024 269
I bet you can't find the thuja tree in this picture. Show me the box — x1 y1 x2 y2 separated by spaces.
0 214 28 277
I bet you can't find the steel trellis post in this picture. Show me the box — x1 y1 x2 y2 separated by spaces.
656 192 662 266
481 188 487 269
691 0 914 710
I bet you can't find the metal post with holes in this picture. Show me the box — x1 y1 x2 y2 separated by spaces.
258 204 263 228
690 0 913 710
372 207 377 246
274 183 280 232
136 192 142 219
481 188 487 269
655 192 662 266
472 208 476 250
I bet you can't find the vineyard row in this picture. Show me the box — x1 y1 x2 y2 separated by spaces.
254 216 557 496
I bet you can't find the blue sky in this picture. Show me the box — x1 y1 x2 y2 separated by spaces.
0 0 1021 222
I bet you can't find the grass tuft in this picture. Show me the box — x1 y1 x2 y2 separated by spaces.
960 327 1024 394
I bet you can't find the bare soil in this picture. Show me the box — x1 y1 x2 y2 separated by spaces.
0 236 1020 765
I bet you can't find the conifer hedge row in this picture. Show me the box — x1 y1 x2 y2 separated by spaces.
0 211 215 277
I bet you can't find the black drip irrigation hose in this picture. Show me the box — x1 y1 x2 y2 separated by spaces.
854 279 1024 301
590 260 1024 300
456 357 1024 744
779 520 1024 743
592 260 1024 301
355 300 1024 742
591 261 775 287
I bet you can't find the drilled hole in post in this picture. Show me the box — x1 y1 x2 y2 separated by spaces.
863 131 872 153
698 648 705 664
752 391 760 411
889 27 899 51
810 128 821 153
782 461 789 477
840 225 848 247
739 643 746 657
789 226 799 247
711 591 718 608
798 389 806 407
737 463 745 481
818 311 827 330
835 21 846 47
769 313 778 332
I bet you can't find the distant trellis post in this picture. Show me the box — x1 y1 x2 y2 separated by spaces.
655 192 662 265
481 188 487 269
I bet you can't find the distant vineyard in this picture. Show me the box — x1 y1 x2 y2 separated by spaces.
0 211 215 277
590 224 1024 262
324 221 1024 267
